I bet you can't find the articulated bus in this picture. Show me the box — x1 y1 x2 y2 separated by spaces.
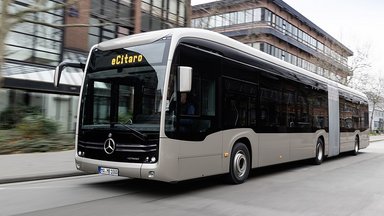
54 28 369 184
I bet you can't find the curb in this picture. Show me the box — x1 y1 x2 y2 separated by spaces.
0 171 88 185
370 139 384 143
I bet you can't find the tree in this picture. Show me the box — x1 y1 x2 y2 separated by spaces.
364 77 384 132
345 44 384 132
346 43 372 88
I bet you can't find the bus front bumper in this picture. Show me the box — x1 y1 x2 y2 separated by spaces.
75 155 163 181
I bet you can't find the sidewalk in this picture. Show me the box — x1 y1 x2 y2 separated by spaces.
1 135 384 184
369 135 384 143
0 150 86 184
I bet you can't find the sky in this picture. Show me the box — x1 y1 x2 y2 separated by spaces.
191 0 384 76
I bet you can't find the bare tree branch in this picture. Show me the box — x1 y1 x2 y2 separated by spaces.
12 0 78 20
20 18 114 29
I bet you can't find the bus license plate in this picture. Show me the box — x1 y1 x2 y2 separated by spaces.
98 167 119 176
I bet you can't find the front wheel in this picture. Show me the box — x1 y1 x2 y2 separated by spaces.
313 139 324 165
227 143 250 184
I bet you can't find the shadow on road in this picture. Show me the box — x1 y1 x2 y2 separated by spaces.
83 151 368 197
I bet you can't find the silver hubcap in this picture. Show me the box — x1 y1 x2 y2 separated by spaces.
317 143 323 161
355 141 359 153
234 150 247 178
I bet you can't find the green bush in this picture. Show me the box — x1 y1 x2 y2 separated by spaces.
16 115 58 137
0 129 75 154
0 106 40 129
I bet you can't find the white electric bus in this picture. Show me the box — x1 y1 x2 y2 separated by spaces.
54 28 369 184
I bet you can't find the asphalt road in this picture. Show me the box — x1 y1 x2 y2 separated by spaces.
2 141 384 216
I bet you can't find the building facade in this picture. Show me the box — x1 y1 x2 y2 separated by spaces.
192 0 352 84
1 0 190 132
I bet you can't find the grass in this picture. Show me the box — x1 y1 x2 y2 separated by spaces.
0 130 75 155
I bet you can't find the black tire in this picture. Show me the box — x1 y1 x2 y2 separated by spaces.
227 142 251 184
313 138 324 165
352 136 359 156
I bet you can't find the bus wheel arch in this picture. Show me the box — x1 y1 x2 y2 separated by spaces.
227 138 251 184
313 137 325 165
236 138 252 165
352 135 360 156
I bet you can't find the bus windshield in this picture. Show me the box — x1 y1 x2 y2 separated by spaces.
80 37 170 133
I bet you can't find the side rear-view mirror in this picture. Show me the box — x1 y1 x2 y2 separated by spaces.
54 62 85 87
178 66 192 92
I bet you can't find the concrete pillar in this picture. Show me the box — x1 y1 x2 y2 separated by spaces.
134 0 142 34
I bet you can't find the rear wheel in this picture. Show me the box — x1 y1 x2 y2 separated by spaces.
227 143 250 184
352 136 359 156
313 138 324 165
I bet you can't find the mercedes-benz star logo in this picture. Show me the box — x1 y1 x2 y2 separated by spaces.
104 136 116 155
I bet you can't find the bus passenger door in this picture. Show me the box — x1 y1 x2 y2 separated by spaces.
167 42 222 180
176 77 222 180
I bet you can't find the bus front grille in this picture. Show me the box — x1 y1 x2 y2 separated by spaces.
77 131 159 163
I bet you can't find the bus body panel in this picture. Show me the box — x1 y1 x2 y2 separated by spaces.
222 129 259 170
340 130 369 152
340 131 357 152
289 133 318 161
259 133 291 166
360 130 370 149
176 132 223 181
141 137 179 182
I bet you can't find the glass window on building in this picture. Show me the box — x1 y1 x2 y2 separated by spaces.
151 0 162 16
281 51 286 61
286 22 292 36
302 32 308 45
141 0 151 12
223 13 230 26
298 30 303 42
317 67 324 76
292 25 298 39
237 11 245 24
117 26 129 37
88 18 101 48
103 0 118 19
285 52 291 63
6 1 64 66
325 46 331 56
252 42 261 50
215 15 223 27
291 55 297 66
208 16 216 28
253 8 261 22
194 18 203 28
245 9 253 23
297 58 302 67
201 16 209 28
317 41 324 53
229 12 237 25
169 0 178 22
178 0 186 26
271 13 276 26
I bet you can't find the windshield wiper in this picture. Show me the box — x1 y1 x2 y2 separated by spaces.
110 122 147 141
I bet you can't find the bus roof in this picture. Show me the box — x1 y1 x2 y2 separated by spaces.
97 28 368 102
